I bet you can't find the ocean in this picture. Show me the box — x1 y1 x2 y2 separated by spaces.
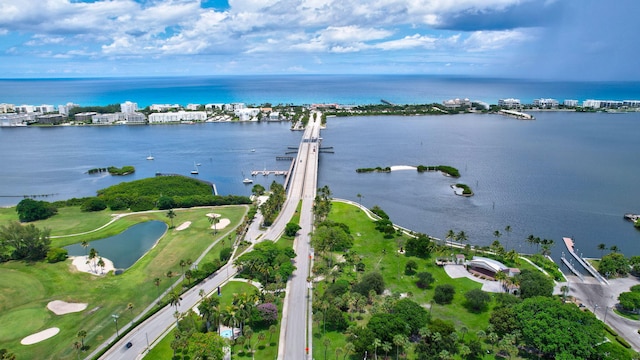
2 75 640 107
1 75 639 261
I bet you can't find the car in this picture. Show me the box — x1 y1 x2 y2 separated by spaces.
125 342 133 349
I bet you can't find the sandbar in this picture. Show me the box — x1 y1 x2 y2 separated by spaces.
21 327 60 345
71 255 115 275
390 165 417 171
47 300 88 315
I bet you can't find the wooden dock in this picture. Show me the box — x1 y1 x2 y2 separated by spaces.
562 237 608 284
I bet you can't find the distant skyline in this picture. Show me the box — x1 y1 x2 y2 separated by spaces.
1 0 639 80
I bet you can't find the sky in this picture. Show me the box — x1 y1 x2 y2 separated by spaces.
0 0 639 80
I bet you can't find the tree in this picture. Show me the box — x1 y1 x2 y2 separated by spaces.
599 252 630 278
405 234 433 258
433 284 455 304
597 243 607 258
353 272 385 296
393 334 407 360
268 324 277 344
609 245 620 253
404 260 418 275
81 197 107 212
251 184 265 197
15 198 57 222
81 240 89 256
323 337 332 360
618 291 640 312
464 288 491 312
343 342 355 360
285 222 301 237
0 222 51 261
166 209 176 228
514 297 603 358
392 298 429 335
187 332 226 360
77 330 87 351
416 271 434 289
209 215 220 235
445 229 455 248
517 269 553 299
373 338 382 360
153 277 161 296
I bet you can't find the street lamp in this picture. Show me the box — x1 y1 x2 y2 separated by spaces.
112 314 120 337
604 306 609 322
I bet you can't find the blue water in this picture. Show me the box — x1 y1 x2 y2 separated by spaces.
2 75 640 107
1 76 640 261
64 221 167 269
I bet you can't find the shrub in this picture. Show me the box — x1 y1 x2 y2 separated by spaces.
416 272 434 289
433 284 455 304
219 247 233 262
464 288 491 312
285 222 301 237
257 303 278 323
81 197 107 212
405 260 418 275
353 272 385 296
46 247 68 263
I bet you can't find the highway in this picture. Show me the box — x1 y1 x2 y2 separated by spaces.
96 115 321 360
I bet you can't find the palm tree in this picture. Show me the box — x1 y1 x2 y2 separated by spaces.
503 225 512 250
77 330 87 350
72 341 82 359
179 259 186 274
373 338 382 360
610 245 620 253
268 324 277 345
597 243 608 258
460 326 468 342
185 269 193 284
343 342 355 360
494 271 507 292
210 215 220 235
456 231 468 249
166 209 176 228
169 290 181 312
257 332 266 351
88 248 97 273
81 240 89 256
493 230 502 243
381 341 392 360
323 337 332 360
126 302 134 315
393 334 407 360
335 346 343 360
97 257 105 274
445 229 455 248
166 270 173 279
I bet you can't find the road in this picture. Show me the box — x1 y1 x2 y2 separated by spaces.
277 114 321 359
96 116 322 360
565 275 640 351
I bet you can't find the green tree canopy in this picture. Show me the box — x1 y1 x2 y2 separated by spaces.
464 288 491 312
353 272 385 296
15 198 57 222
516 269 554 299
599 252 630 278
433 284 455 304
0 221 51 261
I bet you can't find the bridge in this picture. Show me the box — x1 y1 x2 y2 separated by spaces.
95 115 322 360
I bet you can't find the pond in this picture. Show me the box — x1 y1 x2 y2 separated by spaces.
64 220 168 270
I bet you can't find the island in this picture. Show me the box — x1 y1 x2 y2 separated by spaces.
87 165 135 176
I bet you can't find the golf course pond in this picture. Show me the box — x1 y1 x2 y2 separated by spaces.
64 220 167 270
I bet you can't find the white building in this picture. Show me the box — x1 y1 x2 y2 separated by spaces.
58 102 79 115
583 99 601 108
498 98 521 108
623 100 640 108
16 105 36 113
35 104 55 113
442 98 471 108
121 101 138 113
234 108 260 121
125 112 146 124
563 99 579 107
224 103 245 112
150 104 180 112
268 111 281 121
0 103 15 113
186 104 200 111
148 111 206 123
0 113 30 126
533 98 559 108
205 103 224 110
92 113 119 124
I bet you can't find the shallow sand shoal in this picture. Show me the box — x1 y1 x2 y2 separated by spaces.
47 300 88 315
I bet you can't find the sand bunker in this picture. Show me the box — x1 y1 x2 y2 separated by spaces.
206 213 221 219
211 219 230 230
47 300 88 315
21 327 60 345
71 255 115 276
175 221 192 231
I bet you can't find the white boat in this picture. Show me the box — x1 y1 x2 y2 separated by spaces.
146 154 154 160
243 178 253 184
190 162 199 175
250 149 256 152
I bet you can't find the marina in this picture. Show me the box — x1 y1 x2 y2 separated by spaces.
251 170 288 176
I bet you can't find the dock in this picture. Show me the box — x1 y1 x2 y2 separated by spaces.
562 237 608 284
251 170 288 176
498 109 535 120
276 156 294 161
624 213 640 222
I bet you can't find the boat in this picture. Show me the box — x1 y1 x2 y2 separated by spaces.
250 149 256 152
146 153 154 160
243 178 253 184
190 162 199 175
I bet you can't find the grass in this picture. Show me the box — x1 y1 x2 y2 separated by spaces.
0 204 247 360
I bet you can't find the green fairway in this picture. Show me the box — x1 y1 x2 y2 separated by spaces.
0 205 247 359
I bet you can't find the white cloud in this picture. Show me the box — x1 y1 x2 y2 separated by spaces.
463 30 529 52
375 34 438 50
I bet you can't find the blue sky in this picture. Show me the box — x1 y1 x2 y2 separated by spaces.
1 0 638 79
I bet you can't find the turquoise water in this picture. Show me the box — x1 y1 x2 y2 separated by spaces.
64 221 167 269
1 75 640 107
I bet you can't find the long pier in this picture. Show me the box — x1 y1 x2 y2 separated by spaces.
562 237 608 284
